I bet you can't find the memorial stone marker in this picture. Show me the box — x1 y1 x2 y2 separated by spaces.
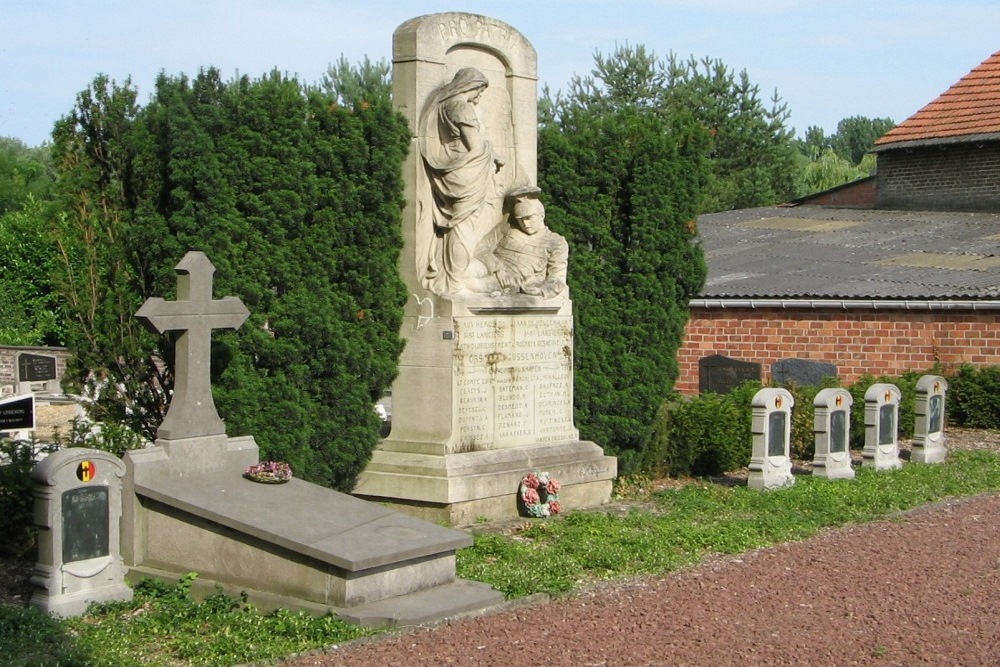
30 448 132 617
771 358 837 387
699 354 762 394
748 387 795 490
354 12 616 524
123 251 500 626
812 388 855 480
862 383 903 471
911 375 948 464
18 352 57 382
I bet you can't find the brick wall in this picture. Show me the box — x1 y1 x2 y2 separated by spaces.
797 176 876 208
876 140 1000 211
676 307 1000 395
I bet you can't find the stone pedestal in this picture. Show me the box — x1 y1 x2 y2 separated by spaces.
356 298 615 524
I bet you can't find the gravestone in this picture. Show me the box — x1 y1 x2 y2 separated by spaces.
699 354 762 394
771 358 837 387
354 13 616 524
17 352 60 395
812 388 855 480
911 375 948 464
862 383 903 471
30 448 132 617
748 387 795 490
123 251 500 626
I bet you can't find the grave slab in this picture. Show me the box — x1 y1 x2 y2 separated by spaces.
748 387 795 490
812 388 855 480
912 375 948 464
862 383 903 471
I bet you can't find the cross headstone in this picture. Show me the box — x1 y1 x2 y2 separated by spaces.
135 252 249 441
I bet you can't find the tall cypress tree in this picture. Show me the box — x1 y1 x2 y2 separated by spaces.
52 64 409 491
539 93 709 473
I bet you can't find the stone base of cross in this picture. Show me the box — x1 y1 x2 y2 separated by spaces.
135 252 249 441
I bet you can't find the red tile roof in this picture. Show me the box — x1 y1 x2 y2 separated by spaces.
875 50 1000 148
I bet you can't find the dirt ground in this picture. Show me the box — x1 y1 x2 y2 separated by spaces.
3 428 999 666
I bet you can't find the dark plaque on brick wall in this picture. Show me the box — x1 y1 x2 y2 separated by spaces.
18 353 57 382
771 358 837 387
0 395 34 430
62 486 110 563
699 354 762 394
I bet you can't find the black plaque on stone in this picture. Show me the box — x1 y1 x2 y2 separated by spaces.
878 404 896 446
0 395 34 430
699 354 762 394
830 409 848 453
772 358 837 387
18 353 57 382
929 395 943 435
768 411 787 457
62 487 110 562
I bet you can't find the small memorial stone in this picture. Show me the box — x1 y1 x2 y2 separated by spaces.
911 375 948 464
812 388 855 480
30 448 132 617
748 387 795 490
862 383 903 471
699 354 762 395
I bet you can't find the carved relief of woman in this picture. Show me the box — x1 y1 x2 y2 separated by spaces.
419 67 505 296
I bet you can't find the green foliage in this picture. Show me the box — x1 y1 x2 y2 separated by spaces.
794 147 875 198
0 137 54 215
539 89 708 472
548 44 798 213
0 197 65 345
831 115 896 165
51 64 409 491
0 437 57 557
645 386 755 477
458 449 1000 599
0 604 92 666
948 364 1000 429
54 417 147 458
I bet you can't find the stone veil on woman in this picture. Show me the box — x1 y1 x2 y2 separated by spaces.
418 67 505 296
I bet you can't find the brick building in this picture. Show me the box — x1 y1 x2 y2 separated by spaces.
675 50 1000 395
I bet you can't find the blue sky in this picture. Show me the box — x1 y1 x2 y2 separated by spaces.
2 1 998 147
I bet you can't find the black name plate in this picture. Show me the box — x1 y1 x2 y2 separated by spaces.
18 353 57 382
62 487 110 562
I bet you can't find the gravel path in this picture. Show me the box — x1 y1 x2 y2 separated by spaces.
283 491 1000 667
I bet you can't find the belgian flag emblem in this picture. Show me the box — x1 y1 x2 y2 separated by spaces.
77 460 96 483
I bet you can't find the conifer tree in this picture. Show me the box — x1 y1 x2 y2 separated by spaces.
52 64 409 490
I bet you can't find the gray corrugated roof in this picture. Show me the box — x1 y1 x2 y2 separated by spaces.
696 206 1000 299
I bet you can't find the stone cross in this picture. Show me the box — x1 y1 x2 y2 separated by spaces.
136 252 249 441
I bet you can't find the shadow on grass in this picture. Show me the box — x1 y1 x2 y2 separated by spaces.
0 603 94 667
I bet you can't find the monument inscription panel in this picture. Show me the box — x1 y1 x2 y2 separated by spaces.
454 315 576 449
18 353 57 382
830 409 848 454
62 487 110 562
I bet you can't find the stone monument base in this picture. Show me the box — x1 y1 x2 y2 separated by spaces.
354 440 617 525
123 436 502 627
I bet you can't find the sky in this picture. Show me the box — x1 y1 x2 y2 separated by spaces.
2 0 998 147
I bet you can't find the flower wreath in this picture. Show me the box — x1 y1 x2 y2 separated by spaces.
244 461 293 484
519 471 562 518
